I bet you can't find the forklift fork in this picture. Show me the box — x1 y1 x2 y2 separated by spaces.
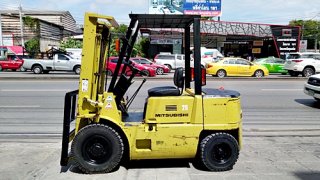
60 90 78 166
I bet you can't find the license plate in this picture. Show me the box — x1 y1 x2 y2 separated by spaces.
287 61 291 64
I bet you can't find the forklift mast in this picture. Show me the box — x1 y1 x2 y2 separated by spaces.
78 13 118 114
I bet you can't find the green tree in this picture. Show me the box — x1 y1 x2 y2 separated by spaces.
23 16 39 32
138 37 150 57
113 24 128 34
23 16 40 56
107 24 149 57
25 38 40 57
289 19 320 49
60 38 83 49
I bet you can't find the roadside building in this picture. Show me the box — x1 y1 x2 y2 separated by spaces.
0 10 77 52
143 21 300 59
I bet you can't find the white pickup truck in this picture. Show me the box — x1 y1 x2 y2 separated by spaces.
22 53 81 74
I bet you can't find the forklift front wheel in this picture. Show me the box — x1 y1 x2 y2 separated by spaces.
71 124 124 174
200 132 239 171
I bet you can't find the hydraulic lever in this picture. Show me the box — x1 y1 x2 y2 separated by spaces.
126 78 147 109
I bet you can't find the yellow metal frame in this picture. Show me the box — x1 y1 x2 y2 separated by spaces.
73 13 242 161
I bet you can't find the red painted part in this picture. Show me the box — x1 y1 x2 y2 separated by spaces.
272 35 280 58
131 57 170 73
106 57 156 77
0 55 24 70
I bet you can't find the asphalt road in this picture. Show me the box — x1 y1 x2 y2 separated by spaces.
1 78 319 137
0 78 320 179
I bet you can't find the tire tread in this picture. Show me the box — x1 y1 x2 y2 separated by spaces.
71 124 124 174
200 132 239 171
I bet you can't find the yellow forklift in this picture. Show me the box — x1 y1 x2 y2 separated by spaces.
60 12 242 173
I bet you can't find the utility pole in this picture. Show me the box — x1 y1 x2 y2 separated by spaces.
19 2 25 47
0 13 3 46
315 24 319 53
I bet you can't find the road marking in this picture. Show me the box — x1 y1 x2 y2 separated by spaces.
1 89 72 92
261 89 301 91
0 105 40 108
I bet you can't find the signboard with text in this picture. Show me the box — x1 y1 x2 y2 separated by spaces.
183 0 222 16
149 0 222 17
275 38 298 55
270 25 300 58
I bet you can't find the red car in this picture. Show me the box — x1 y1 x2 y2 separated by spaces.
106 57 156 77
130 57 170 75
0 55 24 72
0 46 24 71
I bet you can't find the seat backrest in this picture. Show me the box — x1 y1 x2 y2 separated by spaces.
174 67 184 88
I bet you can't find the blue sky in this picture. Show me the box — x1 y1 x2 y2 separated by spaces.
1 0 320 25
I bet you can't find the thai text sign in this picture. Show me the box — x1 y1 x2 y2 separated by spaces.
183 0 222 16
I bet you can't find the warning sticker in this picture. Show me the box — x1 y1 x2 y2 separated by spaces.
82 79 88 92
105 103 112 109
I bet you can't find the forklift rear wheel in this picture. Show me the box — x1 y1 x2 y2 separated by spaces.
71 124 124 174
200 132 239 171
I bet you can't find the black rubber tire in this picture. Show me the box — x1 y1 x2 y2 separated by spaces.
289 71 299 77
302 67 315 77
19 66 26 72
200 132 239 171
71 124 124 174
156 67 164 75
165 64 172 72
107 69 113 76
216 69 227 78
254 70 264 77
32 65 43 74
141 70 150 77
74 65 81 75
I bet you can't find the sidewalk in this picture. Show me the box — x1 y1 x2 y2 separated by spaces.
1 136 319 180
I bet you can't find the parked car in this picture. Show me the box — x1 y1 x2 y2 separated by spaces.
0 55 24 71
106 57 156 77
22 53 81 74
206 57 269 78
131 57 170 74
153 53 188 71
284 52 320 77
200 47 224 67
304 74 320 102
0 46 24 71
253 56 287 74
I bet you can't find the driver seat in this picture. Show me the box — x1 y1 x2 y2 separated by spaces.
148 67 184 97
